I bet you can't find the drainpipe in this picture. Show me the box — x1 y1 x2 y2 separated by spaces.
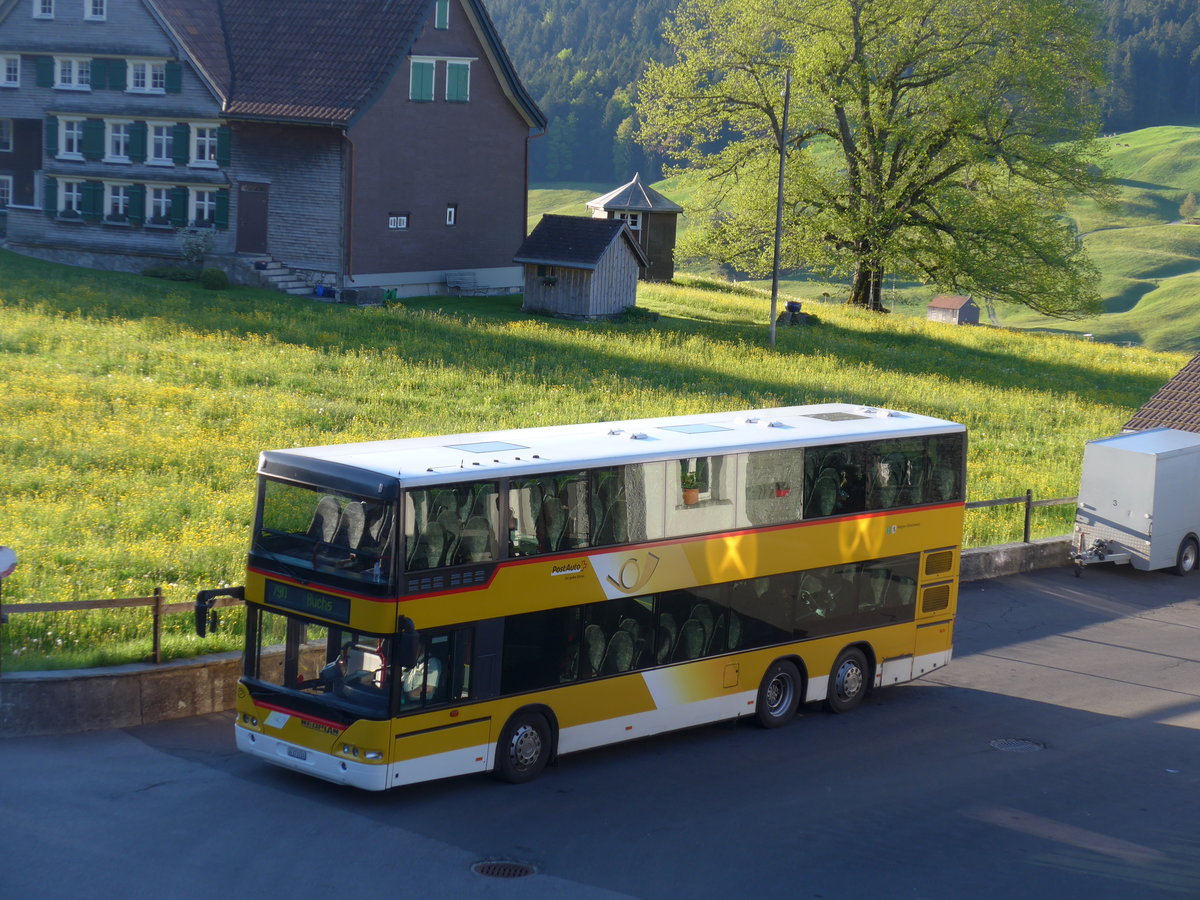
342 129 354 289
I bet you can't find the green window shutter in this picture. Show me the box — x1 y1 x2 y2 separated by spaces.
435 0 449 29
36 56 54 88
410 61 434 102
170 186 188 227
164 61 182 94
172 124 190 164
82 119 105 160
81 181 104 221
128 184 146 225
215 189 229 229
43 176 57 215
90 58 106 90
447 62 469 102
216 126 231 166
109 58 127 92
44 116 58 156
129 122 147 163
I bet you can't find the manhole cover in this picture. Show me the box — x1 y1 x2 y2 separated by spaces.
471 860 537 879
990 738 1045 753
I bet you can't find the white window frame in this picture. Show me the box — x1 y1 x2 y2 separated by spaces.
189 123 219 167
59 178 82 214
189 187 217 226
617 211 642 231
34 0 53 19
127 59 166 94
0 175 12 208
409 58 435 102
147 184 172 223
388 213 409 230
147 121 174 165
55 56 91 90
434 0 449 29
0 118 12 152
445 203 457 226
84 0 105 21
104 119 131 162
59 116 84 159
0 55 19 87
104 181 131 219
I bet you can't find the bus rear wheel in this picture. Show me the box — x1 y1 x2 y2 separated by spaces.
755 660 801 728
824 648 869 713
494 712 551 784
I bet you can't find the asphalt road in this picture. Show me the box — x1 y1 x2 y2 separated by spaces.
2 564 1197 899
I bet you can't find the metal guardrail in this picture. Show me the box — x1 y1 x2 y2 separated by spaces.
965 489 1077 544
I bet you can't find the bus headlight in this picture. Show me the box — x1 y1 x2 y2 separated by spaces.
364 750 383 761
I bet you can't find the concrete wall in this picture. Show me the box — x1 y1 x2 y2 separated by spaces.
0 537 1075 738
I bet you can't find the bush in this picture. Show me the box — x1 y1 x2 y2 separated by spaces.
199 268 230 290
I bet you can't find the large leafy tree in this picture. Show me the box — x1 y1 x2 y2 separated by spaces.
638 0 1110 314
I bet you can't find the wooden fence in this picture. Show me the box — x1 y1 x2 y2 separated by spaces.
0 492 1080 675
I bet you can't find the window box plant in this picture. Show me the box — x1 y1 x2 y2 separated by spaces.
681 470 700 506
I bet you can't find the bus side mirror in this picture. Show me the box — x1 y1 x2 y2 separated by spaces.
194 586 245 637
397 616 419 669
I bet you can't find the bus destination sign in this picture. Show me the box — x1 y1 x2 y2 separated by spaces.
266 581 351 623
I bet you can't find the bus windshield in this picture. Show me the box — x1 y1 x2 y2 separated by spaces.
247 608 394 719
253 479 394 589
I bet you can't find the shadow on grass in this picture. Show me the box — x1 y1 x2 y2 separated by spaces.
0 249 1172 414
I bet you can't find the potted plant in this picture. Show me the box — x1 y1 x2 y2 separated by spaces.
681 470 700 506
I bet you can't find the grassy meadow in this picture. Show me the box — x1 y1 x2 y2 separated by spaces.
534 125 1200 351
0 249 1184 670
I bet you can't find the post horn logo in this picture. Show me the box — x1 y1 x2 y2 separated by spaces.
606 552 661 594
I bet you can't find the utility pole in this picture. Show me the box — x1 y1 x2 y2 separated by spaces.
769 69 791 348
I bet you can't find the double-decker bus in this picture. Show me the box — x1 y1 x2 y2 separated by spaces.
234 403 965 790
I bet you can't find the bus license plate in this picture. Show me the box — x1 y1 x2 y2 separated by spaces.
287 746 307 761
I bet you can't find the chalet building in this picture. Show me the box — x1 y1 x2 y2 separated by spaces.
514 214 647 319
926 294 980 326
0 0 545 297
586 173 681 282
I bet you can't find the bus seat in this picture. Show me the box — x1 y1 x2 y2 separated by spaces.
674 618 705 661
459 515 495 562
335 501 366 549
601 630 634 674
706 614 726 655
690 603 713 646
893 575 916 608
309 496 342 542
583 624 605 676
435 510 461 566
655 613 678 664
807 469 838 517
407 523 444 571
618 617 640 643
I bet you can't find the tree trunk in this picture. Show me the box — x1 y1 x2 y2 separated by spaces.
847 259 886 311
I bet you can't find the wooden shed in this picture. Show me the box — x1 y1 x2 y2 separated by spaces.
586 174 683 282
514 215 648 319
927 294 981 325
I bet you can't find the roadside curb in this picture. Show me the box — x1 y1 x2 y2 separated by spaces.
1 538 1074 738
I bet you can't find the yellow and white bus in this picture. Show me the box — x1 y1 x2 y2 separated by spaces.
234 403 965 790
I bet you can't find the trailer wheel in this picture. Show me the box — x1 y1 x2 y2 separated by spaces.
1174 537 1198 576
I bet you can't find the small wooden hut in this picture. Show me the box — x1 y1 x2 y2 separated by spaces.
927 294 981 325
514 215 648 319
586 174 682 281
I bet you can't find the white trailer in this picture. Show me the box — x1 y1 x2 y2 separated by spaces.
1072 427 1200 576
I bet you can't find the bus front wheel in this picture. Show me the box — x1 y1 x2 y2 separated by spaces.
824 648 869 714
755 660 801 728
494 712 551 784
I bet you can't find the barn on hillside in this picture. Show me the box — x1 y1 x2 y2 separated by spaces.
514 215 648 319
927 294 981 325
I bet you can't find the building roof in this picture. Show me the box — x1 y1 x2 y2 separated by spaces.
586 173 683 214
1124 353 1200 434
928 294 975 310
513 215 649 270
147 0 546 128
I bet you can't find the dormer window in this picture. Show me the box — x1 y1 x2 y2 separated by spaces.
33 0 53 19
617 211 642 231
85 0 105 20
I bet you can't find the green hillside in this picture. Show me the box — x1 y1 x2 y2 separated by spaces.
530 126 1200 351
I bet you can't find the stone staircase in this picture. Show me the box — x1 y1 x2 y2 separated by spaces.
248 257 313 295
